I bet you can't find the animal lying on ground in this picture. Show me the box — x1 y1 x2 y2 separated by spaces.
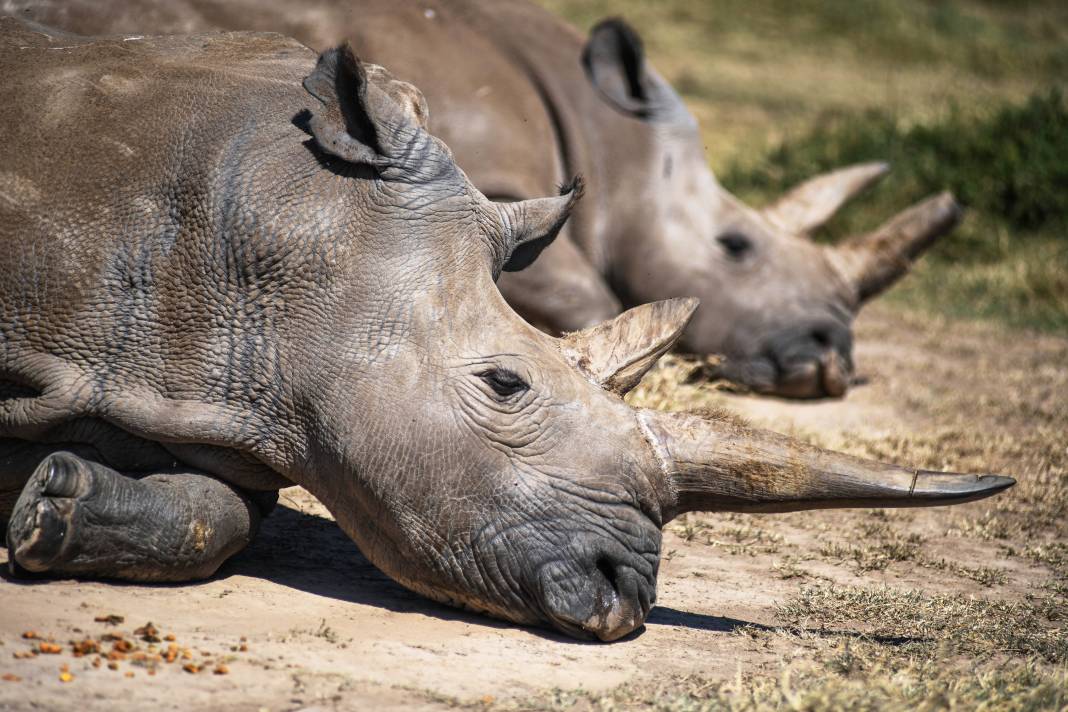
9 0 963 398
0 18 1013 641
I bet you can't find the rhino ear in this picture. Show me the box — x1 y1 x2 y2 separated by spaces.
560 298 699 396
495 177 584 275
582 18 682 121
303 44 432 170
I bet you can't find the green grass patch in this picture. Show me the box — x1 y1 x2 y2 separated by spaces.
724 90 1068 332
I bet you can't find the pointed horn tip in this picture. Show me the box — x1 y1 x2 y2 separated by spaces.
912 470 1015 504
917 191 964 240
936 190 962 217
855 160 891 179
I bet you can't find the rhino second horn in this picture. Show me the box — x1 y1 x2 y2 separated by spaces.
560 297 699 396
763 161 890 235
836 191 962 301
637 410 1015 521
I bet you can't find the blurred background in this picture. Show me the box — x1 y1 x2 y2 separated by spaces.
539 0 1068 333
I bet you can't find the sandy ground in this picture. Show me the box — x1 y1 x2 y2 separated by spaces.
1 304 1065 711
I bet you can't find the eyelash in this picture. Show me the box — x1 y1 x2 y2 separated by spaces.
477 368 530 398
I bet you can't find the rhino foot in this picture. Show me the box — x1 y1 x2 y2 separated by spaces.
6 452 91 574
6 451 265 581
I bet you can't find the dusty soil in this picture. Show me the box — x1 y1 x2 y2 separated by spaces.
1 305 1065 711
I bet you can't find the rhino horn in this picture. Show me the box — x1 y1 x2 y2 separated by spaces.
836 191 961 301
495 176 585 275
764 162 890 235
559 297 698 396
637 410 1015 521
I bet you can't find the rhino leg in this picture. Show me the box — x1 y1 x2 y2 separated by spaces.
5 451 268 582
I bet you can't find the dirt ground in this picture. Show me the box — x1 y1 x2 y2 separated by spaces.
1 304 1065 711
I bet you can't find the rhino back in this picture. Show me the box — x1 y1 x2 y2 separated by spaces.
9 0 638 261
0 18 327 488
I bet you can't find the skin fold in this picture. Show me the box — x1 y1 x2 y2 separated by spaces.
10 0 963 398
0 18 1012 642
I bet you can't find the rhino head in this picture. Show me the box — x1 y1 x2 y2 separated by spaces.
582 19 959 398
285 48 1009 641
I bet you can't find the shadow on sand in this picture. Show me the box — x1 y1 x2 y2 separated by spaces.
2 502 923 646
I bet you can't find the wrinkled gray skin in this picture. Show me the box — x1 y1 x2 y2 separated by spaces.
0 18 1012 642
7 0 963 398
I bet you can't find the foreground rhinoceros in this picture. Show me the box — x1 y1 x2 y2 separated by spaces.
0 18 1011 641
8 0 962 398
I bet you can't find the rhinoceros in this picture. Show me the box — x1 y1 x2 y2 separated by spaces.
7 0 963 398
0 18 1011 641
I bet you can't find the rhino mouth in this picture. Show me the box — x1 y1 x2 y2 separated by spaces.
714 319 855 399
769 348 854 399
472 510 661 642
535 551 657 642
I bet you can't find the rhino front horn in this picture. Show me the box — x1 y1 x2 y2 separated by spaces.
638 410 1014 520
560 298 699 396
836 192 962 301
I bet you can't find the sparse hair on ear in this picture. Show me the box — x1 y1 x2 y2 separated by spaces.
499 175 585 274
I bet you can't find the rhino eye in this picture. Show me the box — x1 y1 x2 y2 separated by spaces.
478 368 529 398
717 231 752 260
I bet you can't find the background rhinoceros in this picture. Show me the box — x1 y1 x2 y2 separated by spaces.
7 0 963 398
0 18 1011 641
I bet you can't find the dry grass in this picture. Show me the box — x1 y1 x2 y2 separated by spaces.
495 658 1068 712
619 306 1068 710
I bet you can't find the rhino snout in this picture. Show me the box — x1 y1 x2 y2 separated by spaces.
534 538 658 642
769 318 854 398
736 318 854 399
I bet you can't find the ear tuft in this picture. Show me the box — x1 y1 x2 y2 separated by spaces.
557 174 586 203
497 175 584 274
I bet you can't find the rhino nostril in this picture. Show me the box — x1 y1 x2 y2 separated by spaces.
811 328 831 349
595 556 620 595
